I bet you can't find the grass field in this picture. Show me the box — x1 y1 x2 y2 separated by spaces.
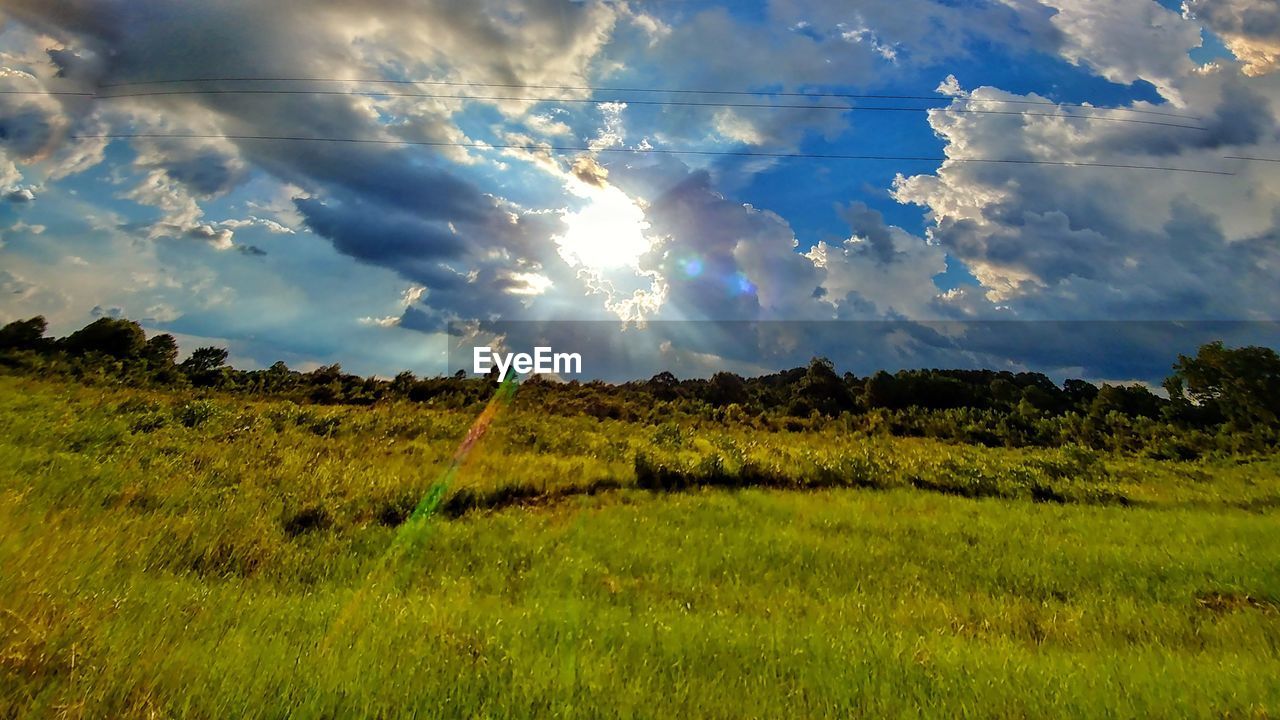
2 374 1279 718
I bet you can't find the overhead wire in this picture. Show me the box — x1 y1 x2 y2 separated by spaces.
2 76 1233 175
84 88 1207 131
94 75 1202 121
69 132 1237 175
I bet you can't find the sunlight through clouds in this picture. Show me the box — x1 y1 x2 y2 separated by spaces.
555 182 653 271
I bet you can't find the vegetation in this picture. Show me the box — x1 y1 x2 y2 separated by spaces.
2 316 1279 717
3 315 1279 458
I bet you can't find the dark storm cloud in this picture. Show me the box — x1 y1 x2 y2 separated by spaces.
89 304 123 318
937 209 1111 285
831 290 879 320
1197 79 1277 146
639 170 766 321
928 190 1280 321
163 154 243 197
136 143 248 197
838 201 899 265
45 47 100 81
928 195 1280 320
1087 76 1277 156
265 142 497 226
0 101 62 158
399 305 446 334
295 196 471 276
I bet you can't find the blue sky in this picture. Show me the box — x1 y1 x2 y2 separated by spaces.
1 0 1279 379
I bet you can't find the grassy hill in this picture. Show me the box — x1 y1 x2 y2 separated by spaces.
2 374 1279 718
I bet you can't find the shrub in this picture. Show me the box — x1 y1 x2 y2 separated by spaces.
175 400 219 428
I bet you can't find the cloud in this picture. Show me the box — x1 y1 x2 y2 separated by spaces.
0 80 67 157
358 315 400 328
1185 0 1280 76
1036 0 1200 102
89 304 124 319
892 76 1280 320
808 205 948 320
0 0 623 283
609 161 945 323
4 187 34 203
0 0 1097 336
123 169 205 238
9 221 43 234
133 139 248 197
570 154 610 187
184 224 234 251
295 196 471 275
2 0 1278 380
219 216 295 234
0 269 69 323
45 47 101 80
836 202 899 265
712 110 766 146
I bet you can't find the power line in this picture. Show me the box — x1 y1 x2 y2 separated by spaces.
87 88 1206 130
1225 156 1280 163
3 85 1202 129
70 132 1236 175
95 76 1201 121
2 84 1206 129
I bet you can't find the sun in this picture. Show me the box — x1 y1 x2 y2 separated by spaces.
555 183 653 271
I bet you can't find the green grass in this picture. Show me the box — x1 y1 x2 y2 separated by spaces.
2 375 1279 718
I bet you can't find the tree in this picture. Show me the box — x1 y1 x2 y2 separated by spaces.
646 371 680 401
1017 385 1057 418
989 378 1020 408
182 346 229 375
1063 379 1099 409
307 363 345 403
64 318 147 359
1089 383 1163 420
389 371 416 396
706 371 748 407
796 357 854 416
0 316 50 352
898 372 971 410
863 370 901 409
180 346 230 386
143 334 180 367
1166 341 1280 429
258 361 298 394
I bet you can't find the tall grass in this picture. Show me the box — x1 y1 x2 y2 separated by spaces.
1 375 1278 718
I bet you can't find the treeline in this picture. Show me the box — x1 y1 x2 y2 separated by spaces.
2 315 1278 457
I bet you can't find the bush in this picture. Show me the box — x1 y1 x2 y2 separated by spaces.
175 400 219 428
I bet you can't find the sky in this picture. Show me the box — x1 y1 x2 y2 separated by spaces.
1 0 1279 380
